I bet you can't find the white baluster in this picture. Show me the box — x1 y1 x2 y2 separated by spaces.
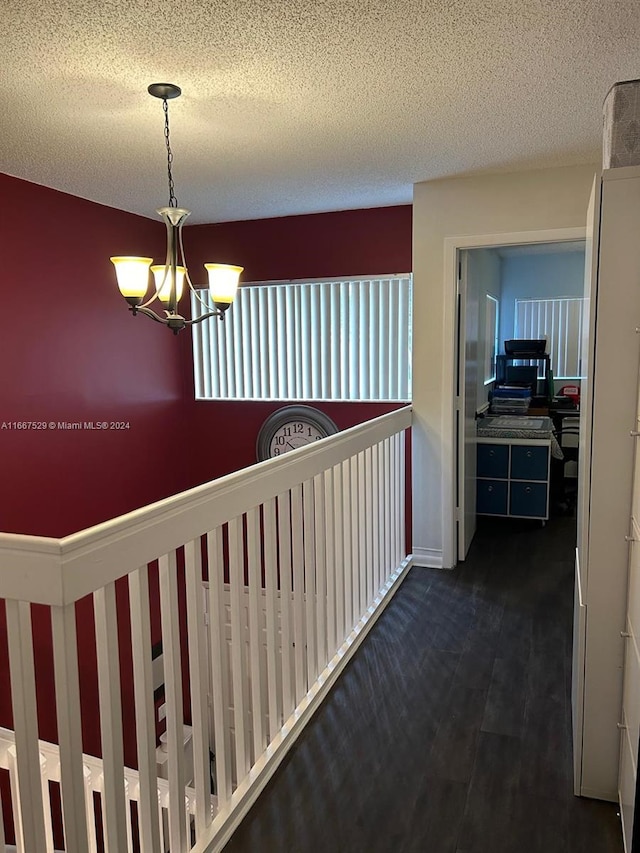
5 600 48 853
399 430 406 561
39 753 55 852
184 538 213 837
262 499 281 742
228 516 249 783
341 461 353 633
0 765 5 852
246 507 266 758
313 473 327 670
51 601 90 853
349 454 361 622
94 582 127 853
207 527 232 807
291 484 306 701
302 479 317 686
323 468 336 658
357 451 367 616
333 464 345 645
83 765 98 853
158 552 187 852
128 566 161 853
277 492 294 720
364 447 374 606
383 437 392 582
372 442 381 594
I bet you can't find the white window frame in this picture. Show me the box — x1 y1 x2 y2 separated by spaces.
484 294 499 384
191 275 413 402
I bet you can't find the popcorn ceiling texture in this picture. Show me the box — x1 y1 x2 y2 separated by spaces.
1 0 639 223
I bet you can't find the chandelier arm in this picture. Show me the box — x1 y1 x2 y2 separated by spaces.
185 310 224 326
178 224 215 315
132 306 171 325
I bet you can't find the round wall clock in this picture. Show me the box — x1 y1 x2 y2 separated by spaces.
257 405 339 462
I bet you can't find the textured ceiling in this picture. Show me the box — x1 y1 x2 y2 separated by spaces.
1 0 639 224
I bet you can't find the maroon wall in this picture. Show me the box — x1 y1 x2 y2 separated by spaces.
0 173 193 538
185 205 412 282
0 174 194 808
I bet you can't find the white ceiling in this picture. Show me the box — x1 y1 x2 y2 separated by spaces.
2 0 639 224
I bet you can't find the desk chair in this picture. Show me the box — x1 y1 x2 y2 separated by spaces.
551 426 580 515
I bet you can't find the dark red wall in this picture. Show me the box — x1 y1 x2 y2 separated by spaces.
0 174 194 805
0 173 193 538
185 205 412 282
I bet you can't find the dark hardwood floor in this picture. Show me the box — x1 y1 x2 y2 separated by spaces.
223 515 624 853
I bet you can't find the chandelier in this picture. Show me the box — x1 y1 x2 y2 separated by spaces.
110 83 243 334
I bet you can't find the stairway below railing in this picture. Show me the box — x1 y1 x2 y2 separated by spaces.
0 406 412 853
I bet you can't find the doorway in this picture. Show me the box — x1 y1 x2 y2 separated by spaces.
451 230 587 563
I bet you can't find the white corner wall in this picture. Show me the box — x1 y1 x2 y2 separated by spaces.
411 164 597 568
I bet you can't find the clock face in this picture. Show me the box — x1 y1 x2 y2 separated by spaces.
257 406 339 462
269 420 327 457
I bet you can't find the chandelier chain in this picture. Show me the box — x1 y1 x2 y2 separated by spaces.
163 98 178 208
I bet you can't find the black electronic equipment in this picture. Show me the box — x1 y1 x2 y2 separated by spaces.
504 339 547 356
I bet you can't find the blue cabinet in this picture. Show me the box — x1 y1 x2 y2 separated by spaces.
476 439 550 520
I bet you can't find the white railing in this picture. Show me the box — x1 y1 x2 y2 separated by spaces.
0 727 202 853
0 406 412 853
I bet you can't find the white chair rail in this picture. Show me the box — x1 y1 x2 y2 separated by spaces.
0 406 412 853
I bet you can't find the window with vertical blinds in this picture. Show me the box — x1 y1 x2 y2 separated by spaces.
484 295 499 383
514 296 586 379
191 276 412 401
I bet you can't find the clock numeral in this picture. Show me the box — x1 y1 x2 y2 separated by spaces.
294 423 304 434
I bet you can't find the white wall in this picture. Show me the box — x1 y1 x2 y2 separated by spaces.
466 248 501 407
411 164 596 568
499 250 586 354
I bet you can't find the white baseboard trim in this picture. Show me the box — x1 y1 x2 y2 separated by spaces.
578 785 617 802
196 556 414 853
411 547 444 568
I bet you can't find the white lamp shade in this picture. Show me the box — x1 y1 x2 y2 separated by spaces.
205 263 243 304
151 265 186 305
111 256 152 299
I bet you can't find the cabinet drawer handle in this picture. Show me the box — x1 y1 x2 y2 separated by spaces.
489 450 495 457
525 486 532 493
487 485 493 492
526 450 532 458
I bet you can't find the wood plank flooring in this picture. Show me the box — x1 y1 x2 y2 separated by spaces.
223 516 624 853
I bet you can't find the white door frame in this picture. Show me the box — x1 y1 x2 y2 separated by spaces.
442 226 587 568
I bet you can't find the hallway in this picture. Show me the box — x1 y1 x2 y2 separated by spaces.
223 516 623 853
